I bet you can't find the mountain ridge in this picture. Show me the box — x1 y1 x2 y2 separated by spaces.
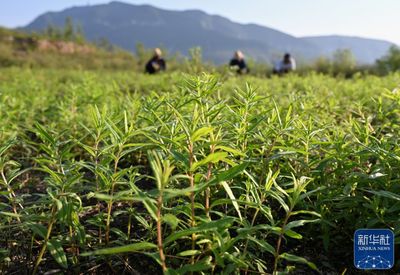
22 1 396 64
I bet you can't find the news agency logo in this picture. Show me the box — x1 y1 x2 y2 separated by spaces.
354 229 394 270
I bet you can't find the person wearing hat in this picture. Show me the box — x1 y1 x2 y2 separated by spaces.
229 50 249 74
145 48 166 74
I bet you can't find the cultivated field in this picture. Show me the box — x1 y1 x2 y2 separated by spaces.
1 69 400 274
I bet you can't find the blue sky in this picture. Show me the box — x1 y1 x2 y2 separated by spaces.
1 0 400 44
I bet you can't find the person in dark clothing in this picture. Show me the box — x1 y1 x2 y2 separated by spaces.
229 50 249 74
145 48 166 74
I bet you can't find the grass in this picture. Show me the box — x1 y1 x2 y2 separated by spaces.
0 68 400 274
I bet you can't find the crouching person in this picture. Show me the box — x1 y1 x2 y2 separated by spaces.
145 48 166 74
229 50 249 74
273 53 296 75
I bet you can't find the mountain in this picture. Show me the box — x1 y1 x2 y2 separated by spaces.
302 36 394 64
22 1 396 64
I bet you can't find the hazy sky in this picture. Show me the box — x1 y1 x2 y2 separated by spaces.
1 0 400 44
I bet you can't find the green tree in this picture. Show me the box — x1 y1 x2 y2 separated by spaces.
45 24 62 40
96 37 113 51
64 17 74 40
332 48 356 75
75 24 85 44
376 45 400 74
135 42 151 67
313 56 332 74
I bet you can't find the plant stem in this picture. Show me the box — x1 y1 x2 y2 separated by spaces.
1 169 21 223
243 205 263 275
94 139 103 245
205 144 215 218
105 152 121 244
156 195 167 272
33 205 57 275
273 207 292 274
127 203 133 240
188 142 196 265
105 197 113 244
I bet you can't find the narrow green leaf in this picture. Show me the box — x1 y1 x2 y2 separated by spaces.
284 219 320 231
26 222 47 239
191 152 228 172
175 256 212 273
221 181 242 221
177 250 201 257
366 190 400 201
208 162 249 186
214 145 245 157
143 199 158 221
164 217 235 245
290 210 321 217
191 127 213 142
279 252 319 271
268 191 289 213
0 139 15 157
163 214 179 230
0 212 21 218
48 239 68 269
34 123 55 146
237 224 281 235
81 242 157 256
170 150 189 169
284 229 303 239
247 236 275 255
